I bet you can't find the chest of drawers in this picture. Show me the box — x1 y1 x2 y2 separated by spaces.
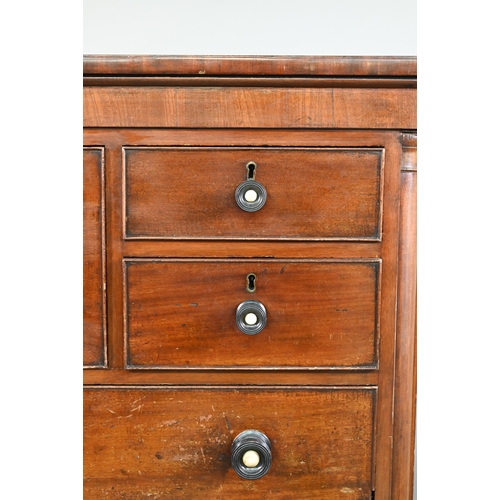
83 55 417 499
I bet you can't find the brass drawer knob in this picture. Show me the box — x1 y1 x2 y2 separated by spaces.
236 300 267 335
231 429 272 480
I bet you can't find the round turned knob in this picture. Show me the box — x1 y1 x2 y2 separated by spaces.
235 180 267 212
236 300 267 335
231 429 272 480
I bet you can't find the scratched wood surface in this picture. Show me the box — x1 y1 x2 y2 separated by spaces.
84 387 375 499
83 147 106 367
124 260 379 369
124 147 383 241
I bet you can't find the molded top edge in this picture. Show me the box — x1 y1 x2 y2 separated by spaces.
83 55 417 77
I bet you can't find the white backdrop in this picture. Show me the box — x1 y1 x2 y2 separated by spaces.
83 0 416 55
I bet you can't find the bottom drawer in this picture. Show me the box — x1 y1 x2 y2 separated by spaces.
84 387 376 499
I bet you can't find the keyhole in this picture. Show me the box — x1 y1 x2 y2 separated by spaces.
246 273 257 293
246 161 257 180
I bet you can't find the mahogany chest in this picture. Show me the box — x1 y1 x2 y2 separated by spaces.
83 55 417 499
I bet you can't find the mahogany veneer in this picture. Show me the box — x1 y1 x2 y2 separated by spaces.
83 55 417 499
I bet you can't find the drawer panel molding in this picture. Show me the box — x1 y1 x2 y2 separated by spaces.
123 147 384 241
124 258 380 370
83 147 107 368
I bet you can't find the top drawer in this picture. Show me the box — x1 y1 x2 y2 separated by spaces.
124 147 383 241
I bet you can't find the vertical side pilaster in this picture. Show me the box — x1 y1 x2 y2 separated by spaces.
392 132 417 499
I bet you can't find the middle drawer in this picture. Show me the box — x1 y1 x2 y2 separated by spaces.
124 259 380 370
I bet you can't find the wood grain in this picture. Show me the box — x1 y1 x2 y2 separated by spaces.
84 87 334 128
83 87 416 129
84 386 375 499
83 147 106 367
83 369 378 386
371 132 402 498
333 89 416 129
124 259 380 369
83 128 401 149
392 134 417 500
83 55 416 77
121 240 382 260
401 133 417 171
124 147 383 241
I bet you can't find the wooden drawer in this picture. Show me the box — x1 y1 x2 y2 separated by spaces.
83 147 106 367
123 147 383 241
124 259 379 369
84 387 376 499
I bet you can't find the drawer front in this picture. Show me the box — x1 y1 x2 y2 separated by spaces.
83 147 106 367
125 259 379 369
84 387 375 499
84 86 417 129
124 147 383 241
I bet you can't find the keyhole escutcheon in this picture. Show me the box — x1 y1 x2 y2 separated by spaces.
246 273 257 293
